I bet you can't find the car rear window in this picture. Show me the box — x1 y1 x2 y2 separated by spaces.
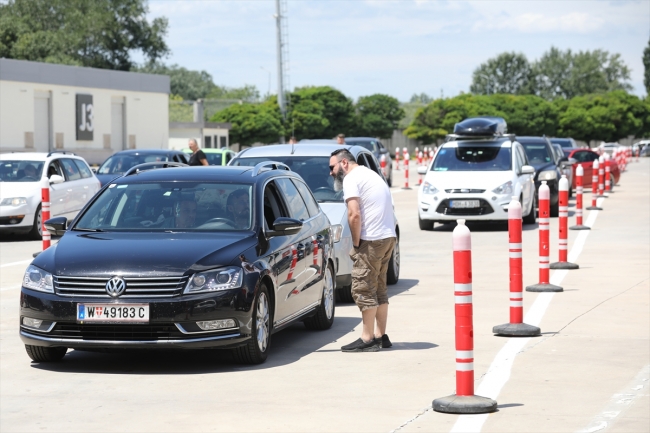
521 143 552 164
98 154 173 174
432 146 512 171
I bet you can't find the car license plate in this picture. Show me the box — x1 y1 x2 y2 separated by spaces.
77 304 149 323
450 200 480 209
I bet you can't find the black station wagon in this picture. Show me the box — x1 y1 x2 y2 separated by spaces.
20 162 335 364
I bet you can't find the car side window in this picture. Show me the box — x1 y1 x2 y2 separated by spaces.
514 146 524 173
577 151 598 163
47 161 64 178
292 179 320 217
363 152 381 174
60 158 81 181
73 159 93 178
225 152 233 164
263 182 289 229
275 178 311 221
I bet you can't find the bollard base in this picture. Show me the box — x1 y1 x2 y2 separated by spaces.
433 394 497 414
550 261 579 270
569 224 591 230
526 283 563 292
586 206 603 211
493 322 541 337
597 194 609 199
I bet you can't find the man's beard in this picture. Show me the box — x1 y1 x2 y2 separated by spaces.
333 168 345 192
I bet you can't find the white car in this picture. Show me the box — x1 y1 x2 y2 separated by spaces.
417 136 536 229
0 152 101 238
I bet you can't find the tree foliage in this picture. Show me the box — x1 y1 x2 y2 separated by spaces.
470 52 533 95
0 0 169 70
285 86 355 139
643 39 650 96
353 94 405 138
210 101 284 147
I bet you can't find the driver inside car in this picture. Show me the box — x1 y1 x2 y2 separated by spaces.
226 189 250 229
22 164 37 180
164 196 198 228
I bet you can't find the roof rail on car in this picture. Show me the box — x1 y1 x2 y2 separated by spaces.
46 150 77 157
123 162 188 177
251 161 290 177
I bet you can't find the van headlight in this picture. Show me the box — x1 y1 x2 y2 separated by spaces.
421 181 438 195
184 267 243 294
492 181 513 195
330 224 343 243
23 265 54 293
539 170 557 181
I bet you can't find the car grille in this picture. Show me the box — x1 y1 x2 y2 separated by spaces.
444 189 486 194
48 323 186 341
54 276 188 298
435 199 494 216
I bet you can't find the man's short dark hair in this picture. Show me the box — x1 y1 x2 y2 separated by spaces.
330 148 356 163
337 133 345 139
227 188 249 207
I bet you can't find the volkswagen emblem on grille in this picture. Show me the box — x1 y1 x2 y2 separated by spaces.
106 276 126 297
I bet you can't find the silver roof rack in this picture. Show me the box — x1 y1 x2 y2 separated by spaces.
251 161 290 177
123 162 188 177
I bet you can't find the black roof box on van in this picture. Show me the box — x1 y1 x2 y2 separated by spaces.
453 117 507 136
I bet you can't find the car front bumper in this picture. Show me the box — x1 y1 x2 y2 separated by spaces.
19 288 253 350
418 192 512 222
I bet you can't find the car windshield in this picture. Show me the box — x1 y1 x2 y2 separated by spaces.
432 146 512 171
98 154 174 175
550 139 573 148
346 140 378 153
521 143 552 164
75 182 253 231
232 156 342 203
0 161 44 182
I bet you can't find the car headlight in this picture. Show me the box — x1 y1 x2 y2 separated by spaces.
421 181 438 195
23 265 54 293
538 170 557 181
492 181 513 195
0 197 27 206
330 224 343 243
184 266 243 294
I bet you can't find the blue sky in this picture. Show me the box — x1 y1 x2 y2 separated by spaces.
146 0 650 101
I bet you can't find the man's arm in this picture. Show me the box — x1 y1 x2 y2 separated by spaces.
346 197 361 247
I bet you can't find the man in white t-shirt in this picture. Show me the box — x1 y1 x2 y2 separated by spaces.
329 148 396 352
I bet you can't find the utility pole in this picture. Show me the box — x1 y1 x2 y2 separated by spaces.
275 0 290 143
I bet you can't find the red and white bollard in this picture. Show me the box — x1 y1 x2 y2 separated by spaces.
597 156 607 198
394 147 400 171
550 175 579 270
586 159 602 211
570 164 590 230
402 147 408 171
429 147 435 164
604 153 612 193
494 198 541 336
418 151 424 185
432 219 497 414
311 238 320 271
40 178 51 251
526 181 563 292
380 154 387 179
402 149 411 189
415 147 419 160
286 246 298 282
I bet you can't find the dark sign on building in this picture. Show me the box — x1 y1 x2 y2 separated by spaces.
76 94 94 140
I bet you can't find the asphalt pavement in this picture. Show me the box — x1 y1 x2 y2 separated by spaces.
0 158 648 433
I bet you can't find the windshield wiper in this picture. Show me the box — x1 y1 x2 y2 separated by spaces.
73 228 105 232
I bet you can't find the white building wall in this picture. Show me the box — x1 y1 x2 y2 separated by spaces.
0 80 168 165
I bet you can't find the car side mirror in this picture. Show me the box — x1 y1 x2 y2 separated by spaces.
44 217 67 236
91 167 97 173
380 148 388 154
521 165 535 175
417 166 428 175
267 217 302 237
49 174 64 184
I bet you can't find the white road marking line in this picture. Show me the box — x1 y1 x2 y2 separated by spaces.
0 259 31 268
450 197 604 433
577 365 649 432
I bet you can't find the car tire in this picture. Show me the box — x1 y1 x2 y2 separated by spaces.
233 284 271 364
337 285 354 303
522 195 536 225
418 215 434 231
304 264 335 330
25 345 67 362
28 205 42 240
386 237 400 285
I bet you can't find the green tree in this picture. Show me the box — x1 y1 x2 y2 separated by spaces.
470 52 534 95
286 86 355 139
556 91 647 143
490 94 558 136
409 93 434 104
210 101 284 147
135 62 215 101
643 39 650 97
533 47 631 99
353 94 405 138
0 0 169 70
206 85 260 103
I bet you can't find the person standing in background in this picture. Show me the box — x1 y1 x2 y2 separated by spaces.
336 134 346 145
188 139 208 166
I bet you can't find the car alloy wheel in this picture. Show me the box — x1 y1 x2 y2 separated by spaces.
256 291 270 352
